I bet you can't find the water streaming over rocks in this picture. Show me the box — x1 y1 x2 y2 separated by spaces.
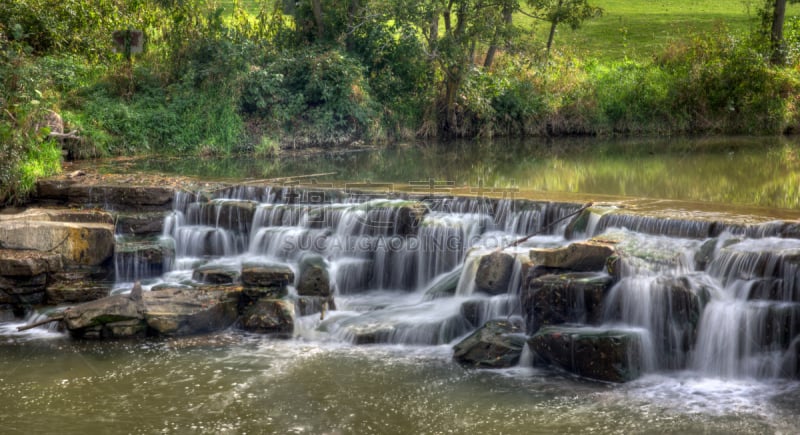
106 185 799 383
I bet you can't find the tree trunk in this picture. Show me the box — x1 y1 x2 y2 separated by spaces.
346 0 359 50
311 0 324 40
771 0 787 64
484 6 513 69
545 0 563 58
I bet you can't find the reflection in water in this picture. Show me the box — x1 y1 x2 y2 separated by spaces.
1 336 798 434
107 136 800 209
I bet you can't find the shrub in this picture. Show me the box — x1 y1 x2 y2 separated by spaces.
241 48 379 146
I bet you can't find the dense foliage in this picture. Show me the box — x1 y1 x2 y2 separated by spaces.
1 0 799 202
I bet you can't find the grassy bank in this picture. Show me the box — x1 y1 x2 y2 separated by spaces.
1 0 799 203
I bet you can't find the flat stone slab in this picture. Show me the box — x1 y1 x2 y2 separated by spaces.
36 180 174 211
45 281 111 305
0 249 63 277
0 221 114 267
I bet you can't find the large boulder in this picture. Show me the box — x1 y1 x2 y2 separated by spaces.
240 298 295 336
474 251 515 295
453 319 527 368
0 220 114 267
297 255 331 297
521 272 613 333
529 326 644 383
143 287 239 337
62 294 146 339
529 239 616 272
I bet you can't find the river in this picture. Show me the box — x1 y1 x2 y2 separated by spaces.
3 136 800 433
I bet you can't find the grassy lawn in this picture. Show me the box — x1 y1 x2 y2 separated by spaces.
525 0 800 61
219 0 799 61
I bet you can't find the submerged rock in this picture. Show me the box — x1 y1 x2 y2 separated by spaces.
529 326 644 383
521 272 613 333
453 319 527 368
474 251 515 295
240 298 295 336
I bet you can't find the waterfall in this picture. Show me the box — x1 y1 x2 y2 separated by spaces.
689 238 800 378
151 184 800 377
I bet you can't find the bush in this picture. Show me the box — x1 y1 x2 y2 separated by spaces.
241 48 379 146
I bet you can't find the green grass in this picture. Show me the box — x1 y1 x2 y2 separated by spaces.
523 0 800 61
223 1 799 61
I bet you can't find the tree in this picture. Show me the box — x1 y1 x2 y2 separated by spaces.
762 0 799 64
524 0 602 57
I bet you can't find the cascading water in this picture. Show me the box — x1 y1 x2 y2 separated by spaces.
691 237 800 378
150 186 800 380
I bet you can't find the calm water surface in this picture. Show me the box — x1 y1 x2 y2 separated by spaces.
111 136 800 209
